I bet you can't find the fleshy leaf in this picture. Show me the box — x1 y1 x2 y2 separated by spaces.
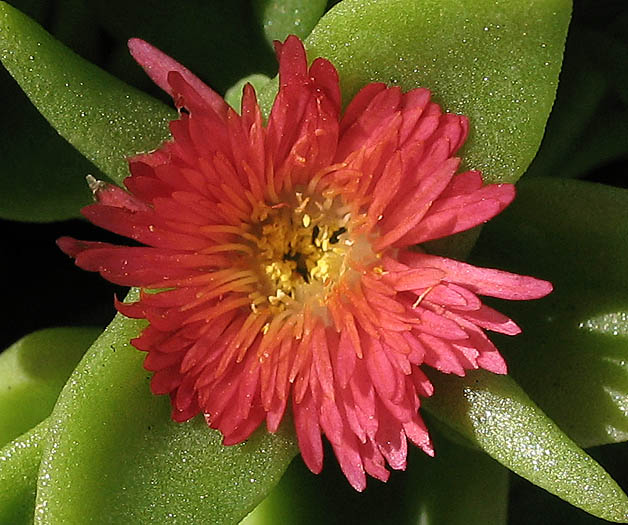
0 1 176 186
225 74 272 111
35 293 298 524
243 430 507 525
91 0 276 94
0 73 98 222
0 0 108 222
303 0 571 183
554 100 628 180
0 421 47 525
406 432 508 525
424 370 628 522
470 177 628 448
523 25 608 179
239 455 415 524
252 0 327 46
0 327 99 447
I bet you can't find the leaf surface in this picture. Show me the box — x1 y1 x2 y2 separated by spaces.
35 295 298 525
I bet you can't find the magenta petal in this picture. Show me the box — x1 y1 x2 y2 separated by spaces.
293 392 324 474
56 34 555 493
398 183 515 246
331 431 367 491
384 267 445 292
375 157 460 249
399 251 553 300
128 38 227 118
458 304 522 335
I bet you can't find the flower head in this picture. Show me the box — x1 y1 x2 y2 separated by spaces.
58 36 552 490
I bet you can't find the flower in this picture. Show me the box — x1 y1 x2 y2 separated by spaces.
58 35 552 491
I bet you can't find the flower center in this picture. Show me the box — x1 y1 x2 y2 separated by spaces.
249 193 351 312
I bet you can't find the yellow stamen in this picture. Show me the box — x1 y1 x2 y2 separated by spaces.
246 192 353 314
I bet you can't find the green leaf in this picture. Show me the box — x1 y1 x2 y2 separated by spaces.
304 0 572 183
0 421 47 525
557 101 628 180
225 74 272 112
0 327 99 447
239 454 413 525
0 70 98 222
35 294 298 524
406 432 508 525
252 0 327 46
424 370 628 523
0 1 176 187
0 0 112 222
523 25 608 179
243 429 507 525
91 0 276 95
470 177 628 448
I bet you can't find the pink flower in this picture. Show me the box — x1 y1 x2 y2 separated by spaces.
58 35 552 490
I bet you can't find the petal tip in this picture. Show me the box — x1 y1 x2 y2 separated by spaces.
56 236 84 258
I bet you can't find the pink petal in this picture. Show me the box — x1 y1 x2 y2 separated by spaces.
334 329 357 389
359 440 390 482
440 170 483 198
375 157 460 250
57 240 218 286
81 205 209 251
337 86 402 158
222 405 266 445
414 309 469 340
128 38 227 117
399 251 553 300
419 333 466 376
383 267 445 292
339 82 387 136
423 283 481 310
293 392 324 474
374 405 408 470
398 183 515 245
398 87 431 145
458 304 522 335
86 176 151 212
403 416 433 455
365 338 399 401
331 431 367 491
319 397 344 445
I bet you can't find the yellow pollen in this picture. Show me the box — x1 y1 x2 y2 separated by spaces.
248 194 351 313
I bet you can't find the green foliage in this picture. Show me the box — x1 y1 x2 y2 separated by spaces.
3 0 627 524
0 422 47 525
305 0 571 183
471 178 628 448
0 1 175 189
0 327 99 446
34 295 297 524
426 370 628 522
253 0 327 47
